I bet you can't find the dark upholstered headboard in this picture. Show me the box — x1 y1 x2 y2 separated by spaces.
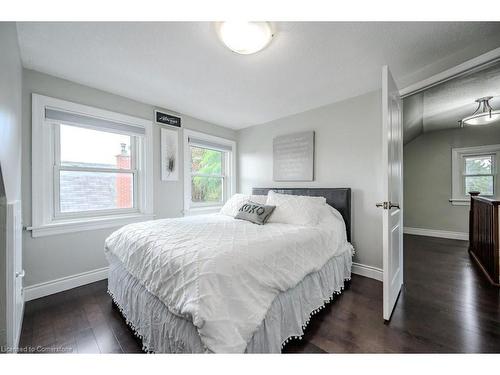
252 187 351 242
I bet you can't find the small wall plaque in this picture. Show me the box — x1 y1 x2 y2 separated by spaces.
155 110 181 128
273 131 315 181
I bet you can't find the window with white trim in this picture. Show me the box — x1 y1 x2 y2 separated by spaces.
183 130 235 214
30 94 154 237
451 144 500 205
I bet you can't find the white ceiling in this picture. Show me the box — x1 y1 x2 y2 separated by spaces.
16 22 500 129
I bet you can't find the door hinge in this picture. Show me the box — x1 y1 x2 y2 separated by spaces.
15 270 25 278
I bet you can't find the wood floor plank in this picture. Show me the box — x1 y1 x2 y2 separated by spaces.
91 322 123 353
75 328 101 354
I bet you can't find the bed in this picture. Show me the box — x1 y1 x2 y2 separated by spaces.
105 187 353 353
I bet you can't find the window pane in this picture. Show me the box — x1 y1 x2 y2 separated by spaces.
60 124 132 169
60 170 134 213
191 146 222 175
465 176 494 195
191 176 222 203
465 155 493 175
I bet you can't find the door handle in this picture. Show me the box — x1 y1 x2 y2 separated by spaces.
376 202 389 209
16 270 25 278
376 201 400 210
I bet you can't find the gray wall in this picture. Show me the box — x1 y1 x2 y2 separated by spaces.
0 23 23 347
237 90 384 269
0 24 23 203
404 125 500 233
22 69 236 287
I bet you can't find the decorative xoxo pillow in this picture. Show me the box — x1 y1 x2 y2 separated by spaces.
235 201 276 225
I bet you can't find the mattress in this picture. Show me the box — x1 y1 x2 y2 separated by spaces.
107 247 353 353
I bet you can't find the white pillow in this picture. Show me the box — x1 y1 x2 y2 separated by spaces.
266 191 326 226
220 193 267 217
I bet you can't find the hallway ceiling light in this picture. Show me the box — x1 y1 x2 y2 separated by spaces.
460 96 500 126
216 22 273 55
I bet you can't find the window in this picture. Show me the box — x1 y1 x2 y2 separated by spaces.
463 155 494 196
30 94 154 237
451 145 500 205
184 129 236 214
57 124 136 216
190 146 224 205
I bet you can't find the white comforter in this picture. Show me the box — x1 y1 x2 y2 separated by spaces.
104 207 352 353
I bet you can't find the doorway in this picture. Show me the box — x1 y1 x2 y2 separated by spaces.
382 58 500 321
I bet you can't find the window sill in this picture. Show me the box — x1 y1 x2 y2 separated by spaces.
27 213 155 238
449 198 470 206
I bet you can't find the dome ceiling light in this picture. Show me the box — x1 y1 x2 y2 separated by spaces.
216 22 273 55
460 96 500 126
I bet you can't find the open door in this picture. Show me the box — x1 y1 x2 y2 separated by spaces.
379 66 403 321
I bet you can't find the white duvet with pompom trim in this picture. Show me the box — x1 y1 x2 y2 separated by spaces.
104 208 353 353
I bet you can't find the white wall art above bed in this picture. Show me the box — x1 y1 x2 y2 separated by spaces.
273 131 315 181
161 127 179 181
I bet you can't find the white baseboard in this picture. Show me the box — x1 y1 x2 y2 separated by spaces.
24 266 109 302
352 262 383 282
404 227 469 241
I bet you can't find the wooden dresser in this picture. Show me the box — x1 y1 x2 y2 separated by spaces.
469 193 500 286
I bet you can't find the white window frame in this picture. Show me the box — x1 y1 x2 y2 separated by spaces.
450 144 500 206
183 129 236 215
29 94 154 237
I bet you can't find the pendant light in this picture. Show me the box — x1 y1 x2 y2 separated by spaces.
459 96 500 126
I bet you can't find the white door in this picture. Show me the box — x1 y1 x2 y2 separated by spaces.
380 66 403 321
6 200 24 349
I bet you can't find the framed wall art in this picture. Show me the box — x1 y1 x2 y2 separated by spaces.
161 127 179 181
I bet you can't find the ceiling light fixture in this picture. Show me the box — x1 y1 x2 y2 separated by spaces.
216 22 273 55
459 96 500 126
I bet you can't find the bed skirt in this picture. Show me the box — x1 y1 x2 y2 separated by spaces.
107 247 353 353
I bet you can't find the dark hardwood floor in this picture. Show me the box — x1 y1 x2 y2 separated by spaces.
17 235 500 353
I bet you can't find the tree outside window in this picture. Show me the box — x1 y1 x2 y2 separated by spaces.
190 146 224 204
